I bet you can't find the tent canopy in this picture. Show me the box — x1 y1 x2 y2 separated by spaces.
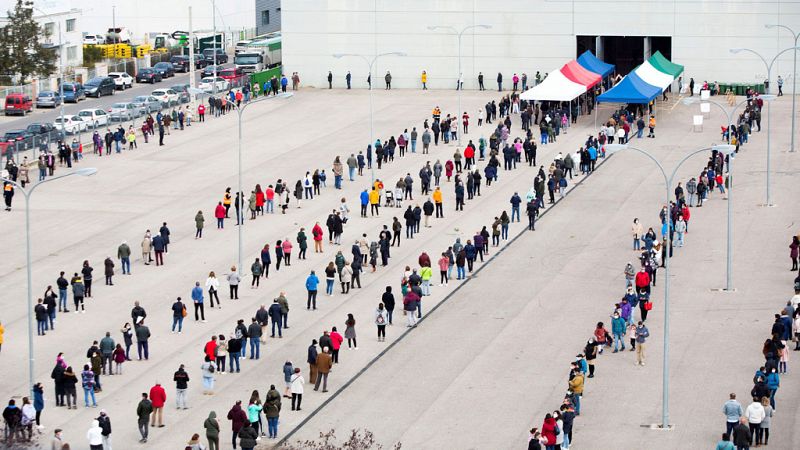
597 72 660 104
519 69 587 101
649 51 684 78
634 61 674 91
577 50 615 78
561 60 601 88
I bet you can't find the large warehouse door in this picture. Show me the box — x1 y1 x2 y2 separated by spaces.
576 36 672 75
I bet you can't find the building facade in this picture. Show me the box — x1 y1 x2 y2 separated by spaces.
282 0 800 91
36 9 84 71
256 0 282 35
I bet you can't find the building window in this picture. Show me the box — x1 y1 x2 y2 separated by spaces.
261 10 270 25
44 22 55 36
66 19 76 32
67 45 77 61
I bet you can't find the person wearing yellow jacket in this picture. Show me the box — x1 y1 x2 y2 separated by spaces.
432 187 443 218
421 71 428 90
368 187 380 217
420 265 433 296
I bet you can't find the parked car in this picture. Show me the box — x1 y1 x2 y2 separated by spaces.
169 55 191 73
82 34 104 45
0 129 33 150
53 115 88 134
136 68 162 84
84 77 116 97
202 48 228 64
26 122 63 142
198 77 229 93
77 109 110 128
201 65 224 79
152 62 175 78
61 83 85 102
4 93 33 116
170 84 191 103
108 102 143 122
131 95 162 113
151 89 179 107
36 91 62 108
108 72 134 90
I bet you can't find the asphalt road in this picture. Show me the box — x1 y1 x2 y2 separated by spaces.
0 68 226 137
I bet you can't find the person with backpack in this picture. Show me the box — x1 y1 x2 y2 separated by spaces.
201 356 217 395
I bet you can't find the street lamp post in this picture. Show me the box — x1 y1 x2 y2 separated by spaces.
683 96 773 291
333 52 407 184
766 24 799 153
730 46 800 206
428 24 492 146
604 143 735 430
190 88 293 274
1 168 98 397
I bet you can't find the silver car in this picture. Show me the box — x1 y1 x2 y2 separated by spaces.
131 95 162 113
108 102 143 122
36 91 62 108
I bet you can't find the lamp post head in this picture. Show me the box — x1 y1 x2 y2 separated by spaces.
729 48 744 54
712 144 736 155
765 24 776 29
604 144 628 154
74 168 98 176
332 53 346 59
476 24 492 30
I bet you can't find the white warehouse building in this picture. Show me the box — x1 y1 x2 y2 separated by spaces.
282 0 800 92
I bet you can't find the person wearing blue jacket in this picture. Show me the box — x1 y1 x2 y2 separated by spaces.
765 368 780 409
611 313 626 352
305 271 319 310
509 192 522 222
191 282 205 322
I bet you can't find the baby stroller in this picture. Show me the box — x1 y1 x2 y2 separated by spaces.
384 191 395 207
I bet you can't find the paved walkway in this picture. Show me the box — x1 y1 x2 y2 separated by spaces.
1 86 797 450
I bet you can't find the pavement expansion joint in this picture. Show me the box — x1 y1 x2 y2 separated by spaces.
710 288 738 293
647 424 675 431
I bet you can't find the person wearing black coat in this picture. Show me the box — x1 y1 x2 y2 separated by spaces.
238 422 258 449
268 300 283 338
307 340 318 384
751 377 769 400
381 286 395 324
51 363 65 406
403 206 416 239
455 183 465 211
732 419 752 448
159 223 171 253
152 235 165 266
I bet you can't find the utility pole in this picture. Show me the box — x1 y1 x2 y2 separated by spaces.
112 6 116 43
188 6 195 91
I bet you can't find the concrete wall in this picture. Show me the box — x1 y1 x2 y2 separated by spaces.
282 0 800 91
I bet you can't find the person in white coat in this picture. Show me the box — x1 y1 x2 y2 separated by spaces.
205 271 221 308
290 368 304 411
744 396 766 445
87 419 104 450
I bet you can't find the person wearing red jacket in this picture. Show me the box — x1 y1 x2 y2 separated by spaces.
540 413 557 447
418 252 431 268
464 145 475 171
148 382 167 428
312 222 324 253
265 185 275 213
635 267 650 294
204 336 217 362
681 204 690 232
329 328 343 364
197 104 206 122
215 202 226 229
255 185 265 215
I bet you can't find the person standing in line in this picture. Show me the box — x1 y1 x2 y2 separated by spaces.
173 364 190 410
344 314 357 349
290 368 304 411
136 393 153 443
306 271 319 310
87 418 103 450
307 340 318 385
104 257 115 286
117 241 131 275
760 396 773 446
250 259 263 289
97 409 112 450
148 382 166 428
167 297 186 334
264 385 281 439
205 271 220 309
204 411 220 450
745 396 765 446
201 356 217 396
635 321 650 366
248 318 262 360
135 318 151 361
375 303 388 342
195 211 204 239
269 300 283 338
227 267 240 300
141 233 152 266
314 347 333 393
227 401 248 450
192 282 206 322
330 327 343 363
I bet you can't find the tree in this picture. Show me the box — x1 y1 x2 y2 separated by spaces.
0 0 56 83
280 429 402 450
